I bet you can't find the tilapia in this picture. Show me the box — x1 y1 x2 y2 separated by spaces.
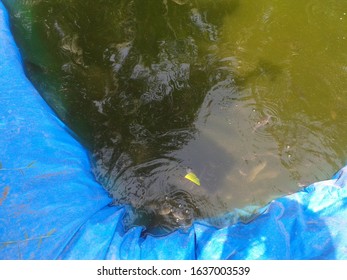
247 161 267 182
171 0 188 5
252 115 271 132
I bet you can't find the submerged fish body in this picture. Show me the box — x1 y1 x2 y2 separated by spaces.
247 161 267 182
252 115 271 132
171 0 188 5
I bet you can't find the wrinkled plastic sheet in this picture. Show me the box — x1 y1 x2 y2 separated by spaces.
1 2 347 260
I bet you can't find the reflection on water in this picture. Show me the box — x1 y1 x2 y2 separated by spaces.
4 0 347 234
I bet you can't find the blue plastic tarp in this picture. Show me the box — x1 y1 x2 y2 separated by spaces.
1 2 347 260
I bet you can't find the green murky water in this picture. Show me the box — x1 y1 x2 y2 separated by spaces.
4 0 347 233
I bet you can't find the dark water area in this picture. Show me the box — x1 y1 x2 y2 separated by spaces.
4 0 347 234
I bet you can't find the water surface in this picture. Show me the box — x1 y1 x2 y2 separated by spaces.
4 0 347 233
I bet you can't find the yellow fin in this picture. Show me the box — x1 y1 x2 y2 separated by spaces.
184 172 200 186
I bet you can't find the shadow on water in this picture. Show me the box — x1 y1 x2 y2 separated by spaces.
3 0 245 233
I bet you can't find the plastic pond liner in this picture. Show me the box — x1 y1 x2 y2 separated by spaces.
1 2 347 260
